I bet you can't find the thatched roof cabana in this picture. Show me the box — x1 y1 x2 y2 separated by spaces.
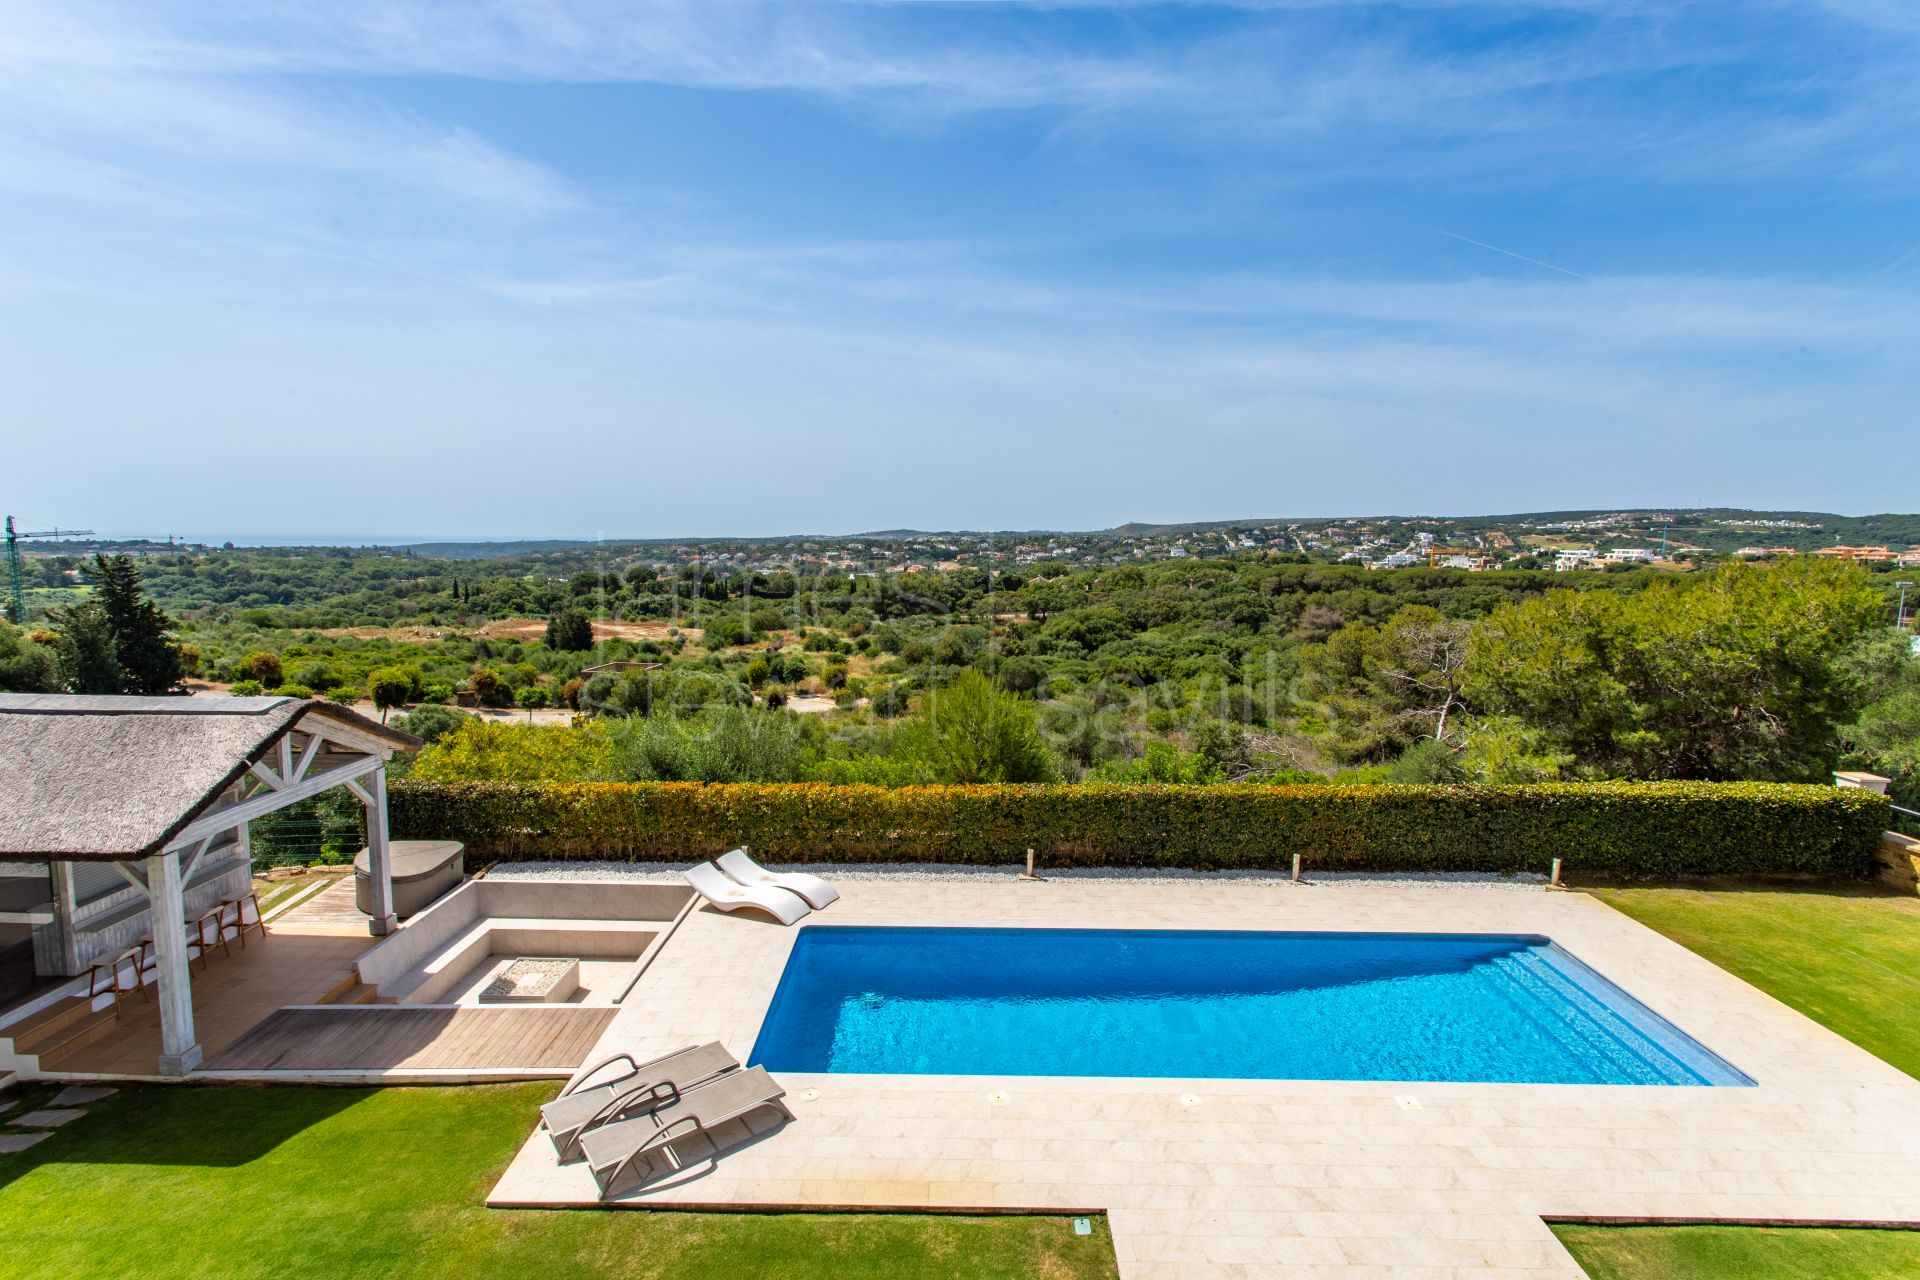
0 694 421 1075
0 695 417 861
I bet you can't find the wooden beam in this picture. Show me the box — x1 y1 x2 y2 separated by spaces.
290 731 323 783
165 754 383 851
360 766 396 937
147 849 202 1075
179 838 210 882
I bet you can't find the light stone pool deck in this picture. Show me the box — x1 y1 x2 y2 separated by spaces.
489 871 1920 1278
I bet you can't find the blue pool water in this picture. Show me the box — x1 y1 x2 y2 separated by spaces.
749 927 1751 1086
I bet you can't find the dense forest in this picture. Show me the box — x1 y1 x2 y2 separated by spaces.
3 544 1915 820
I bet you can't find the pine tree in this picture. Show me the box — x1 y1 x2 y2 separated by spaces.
90 554 185 695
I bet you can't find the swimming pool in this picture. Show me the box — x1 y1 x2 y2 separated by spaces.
749 927 1751 1086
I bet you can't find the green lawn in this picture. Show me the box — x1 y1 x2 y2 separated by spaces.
1588 880 1920 1079
1553 1224 1920 1279
0 1081 1118 1280
1558 881 1920 1279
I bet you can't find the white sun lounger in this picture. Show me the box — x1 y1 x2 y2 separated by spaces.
716 847 840 910
683 860 811 925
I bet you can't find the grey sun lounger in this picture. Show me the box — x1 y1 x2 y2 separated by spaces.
717 847 841 910
580 1065 790 1197
540 1042 739 1161
684 859 811 925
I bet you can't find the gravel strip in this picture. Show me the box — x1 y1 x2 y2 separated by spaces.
487 859 1548 891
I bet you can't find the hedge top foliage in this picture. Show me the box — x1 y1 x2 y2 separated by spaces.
390 779 1889 880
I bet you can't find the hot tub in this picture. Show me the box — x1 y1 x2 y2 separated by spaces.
354 839 465 919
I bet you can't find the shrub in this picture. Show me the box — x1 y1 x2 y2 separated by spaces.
411 719 617 782
391 703 472 745
288 662 337 692
237 651 283 688
546 609 594 652
229 679 264 696
870 683 910 717
390 780 1888 878
367 665 415 720
470 668 515 708
1090 741 1227 784
273 682 316 700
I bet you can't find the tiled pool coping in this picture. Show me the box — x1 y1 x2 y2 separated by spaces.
489 871 1920 1279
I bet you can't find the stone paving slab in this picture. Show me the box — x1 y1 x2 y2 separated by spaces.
0 1131 52 1153
13 1108 86 1128
51 1086 117 1106
490 873 1920 1278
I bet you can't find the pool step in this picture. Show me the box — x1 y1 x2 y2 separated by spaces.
1492 950 1689 1083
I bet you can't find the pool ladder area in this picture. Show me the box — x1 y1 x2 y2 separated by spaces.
1484 949 1713 1085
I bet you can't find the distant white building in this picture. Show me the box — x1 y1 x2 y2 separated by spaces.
1605 548 1656 562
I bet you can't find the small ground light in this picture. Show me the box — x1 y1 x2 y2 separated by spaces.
1073 1218 1092 1236
1179 1093 1202 1108
988 1089 1010 1106
1396 1095 1422 1111
797 1087 822 1103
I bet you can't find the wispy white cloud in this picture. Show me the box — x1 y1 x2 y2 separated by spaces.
0 2 580 219
7 0 1913 183
0 0 1913 534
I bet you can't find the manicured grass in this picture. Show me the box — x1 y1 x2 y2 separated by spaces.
0 1082 1118 1280
1562 881 1920 1278
1588 880 1920 1078
1553 1223 1920 1279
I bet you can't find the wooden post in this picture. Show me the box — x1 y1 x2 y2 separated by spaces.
363 765 397 936
146 849 202 1076
1549 858 1564 889
1291 853 1303 884
1018 848 1038 881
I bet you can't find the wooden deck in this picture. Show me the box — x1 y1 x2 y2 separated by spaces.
48 928 374 1075
203 1005 619 1072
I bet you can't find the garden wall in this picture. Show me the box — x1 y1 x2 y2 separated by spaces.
389 780 1889 879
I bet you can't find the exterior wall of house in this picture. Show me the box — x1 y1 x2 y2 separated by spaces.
33 783 257 978
40 848 252 977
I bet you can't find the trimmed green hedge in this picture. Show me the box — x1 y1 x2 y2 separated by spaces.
388 780 1889 879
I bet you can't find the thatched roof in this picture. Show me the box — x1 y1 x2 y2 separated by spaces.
0 695 419 862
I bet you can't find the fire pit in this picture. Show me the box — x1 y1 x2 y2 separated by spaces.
479 957 580 1004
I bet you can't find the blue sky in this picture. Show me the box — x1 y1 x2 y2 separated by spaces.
3 1 1916 540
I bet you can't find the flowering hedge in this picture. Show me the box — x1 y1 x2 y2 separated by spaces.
387 780 1888 879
